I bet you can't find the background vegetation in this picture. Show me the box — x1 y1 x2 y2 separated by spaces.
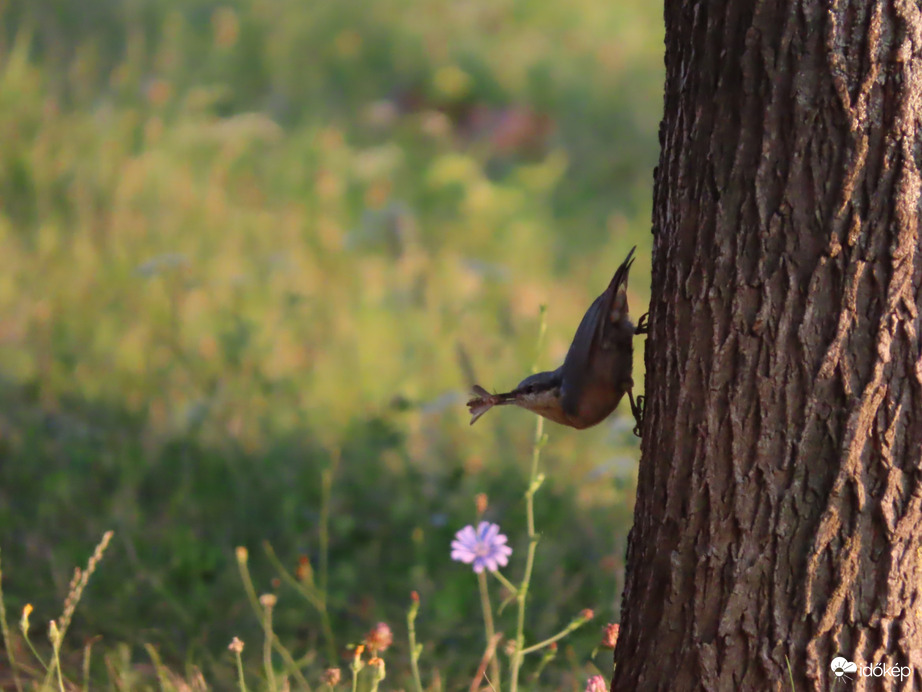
0 0 662 688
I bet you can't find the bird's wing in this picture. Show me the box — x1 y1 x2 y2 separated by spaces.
558 294 605 416
559 247 635 416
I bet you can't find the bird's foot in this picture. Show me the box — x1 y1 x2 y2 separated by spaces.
635 313 649 335
630 394 645 438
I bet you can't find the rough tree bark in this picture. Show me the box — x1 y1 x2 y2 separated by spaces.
613 1 922 690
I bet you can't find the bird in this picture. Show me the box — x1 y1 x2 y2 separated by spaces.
467 247 647 434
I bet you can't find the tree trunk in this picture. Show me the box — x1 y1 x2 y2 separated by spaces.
613 1 922 690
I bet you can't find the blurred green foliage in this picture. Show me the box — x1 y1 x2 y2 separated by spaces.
0 0 661 687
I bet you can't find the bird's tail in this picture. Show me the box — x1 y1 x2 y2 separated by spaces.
467 385 516 425
605 245 635 323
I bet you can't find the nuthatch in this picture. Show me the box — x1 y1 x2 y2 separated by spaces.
467 247 647 434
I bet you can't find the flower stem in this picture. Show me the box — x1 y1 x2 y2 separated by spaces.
21 629 47 672
262 605 277 692
407 596 424 692
489 569 519 597
519 617 588 656
350 647 364 692
478 571 502 692
509 415 544 692
236 551 312 691
234 648 249 692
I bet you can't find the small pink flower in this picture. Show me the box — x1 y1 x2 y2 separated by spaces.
585 674 607 692
601 623 620 649
364 622 393 653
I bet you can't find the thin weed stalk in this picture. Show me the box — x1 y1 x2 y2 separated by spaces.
82 637 97 692
518 610 593 656
262 478 337 667
58 532 114 641
470 633 503 692
368 657 386 692
48 621 65 692
0 548 24 692
318 449 341 664
42 531 114 692
20 605 47 672
143 643 172 690
407 593 424 692
234 647 249 692
263 543 324 611
350 645 365 692
509 307 547 692
228 638 248 691
530 644 556 686
261 596 278 691
235 549 312 691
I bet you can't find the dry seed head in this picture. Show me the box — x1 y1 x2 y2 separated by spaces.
58 530 113 638
259 593 277 609
67 568 82 595
48 619 61 646
228 636 245 654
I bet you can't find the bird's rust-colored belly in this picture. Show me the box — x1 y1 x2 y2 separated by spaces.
571 381 625 429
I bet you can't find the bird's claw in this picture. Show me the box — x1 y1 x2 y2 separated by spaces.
631 395 645 437
635 312 650 335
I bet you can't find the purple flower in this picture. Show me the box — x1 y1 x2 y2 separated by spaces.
585 674 607 692
451 522 512 573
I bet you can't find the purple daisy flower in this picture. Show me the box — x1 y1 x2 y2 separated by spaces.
451 521 512 573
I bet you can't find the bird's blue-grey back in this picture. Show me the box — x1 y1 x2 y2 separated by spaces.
558 247 635 416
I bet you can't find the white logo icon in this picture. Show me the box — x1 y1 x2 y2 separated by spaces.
831 657 858 678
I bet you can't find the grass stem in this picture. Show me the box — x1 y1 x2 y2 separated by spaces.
318 449 341 664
